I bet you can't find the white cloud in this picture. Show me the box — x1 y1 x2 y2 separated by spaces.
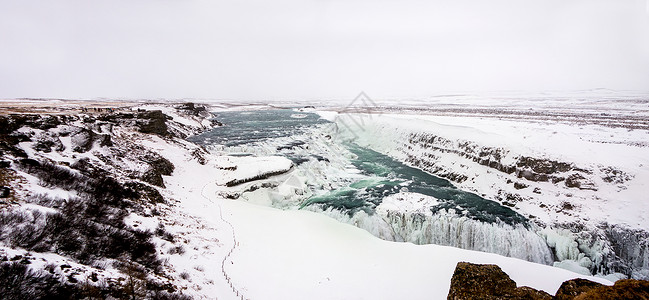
0 0 648 100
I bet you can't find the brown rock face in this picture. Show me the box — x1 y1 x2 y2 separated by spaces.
554 279 604 300
575 279 649 300
447 262 552 300
448 262 649 299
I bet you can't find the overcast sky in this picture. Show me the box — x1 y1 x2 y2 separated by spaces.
1 0 648 100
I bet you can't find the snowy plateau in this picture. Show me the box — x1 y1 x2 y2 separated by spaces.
1 95 648 299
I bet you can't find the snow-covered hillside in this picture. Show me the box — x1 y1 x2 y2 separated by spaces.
1 100 621 299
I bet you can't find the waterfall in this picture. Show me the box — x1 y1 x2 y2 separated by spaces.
303 202 554 266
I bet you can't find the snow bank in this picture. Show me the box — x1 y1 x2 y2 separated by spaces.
218 199 610 300
217 156 293 187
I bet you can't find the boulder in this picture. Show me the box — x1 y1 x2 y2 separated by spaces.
554 279 604 300
447 262 552 300
124 181 165 204
71 129 94 153
141 168 165 188
70 128 112 153
575 279 649 299
0 186 9 198
136 110 169 136
565 173 585 188
565 173 597 191
142 155 174 176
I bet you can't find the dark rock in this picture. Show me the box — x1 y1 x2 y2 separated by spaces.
142 155 174 176
447 262 551 300
124 181 165 203
70 157 93 174
554 278 604 300
141 168 166 188
561 201 574 210
136 110 169 136
517 156 573 174
225 165 293 187
0 115 36 134
0 161 10 168
70 129 94 153
0 186 10 198
517 170 550 182
601 167 632 184
533 187 542 194
514 182 529 189
67 274 78 283
575 279 649 299
191 148 207 165
32 132 65 153
139 154 174 187
565 173 596 190
70 128 112 152
32 116 61 130
97 112 134 122
96 133 112 147
177 102 207 116
9 133 32 145
92 121 113 134
18 158 41 168
552 176 566 184
565 173 585 188
0 131 31 154
32 139 54 153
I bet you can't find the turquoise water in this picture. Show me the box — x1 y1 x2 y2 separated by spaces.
303 143 527 225
191 109 527 226
188 109 328 147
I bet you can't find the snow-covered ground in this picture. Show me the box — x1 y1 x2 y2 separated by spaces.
5 98 642 299
154 128 612 299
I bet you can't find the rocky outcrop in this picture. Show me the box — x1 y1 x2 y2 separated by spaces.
176 102 207 117
554 279 604 299
0 186 9 198
447 262 552 299
96 110 170 136
448 262 649 299
574 279 649 299
0 114 63 133
70 128 112 153
32 132 65 153
138 154 175 188
405 133 592 187
136 110 169 136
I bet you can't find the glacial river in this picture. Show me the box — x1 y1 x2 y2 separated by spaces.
188 109 528 226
